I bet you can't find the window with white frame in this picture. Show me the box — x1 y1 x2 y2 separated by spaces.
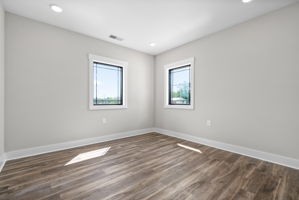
89 54 127 110
164 57 194 109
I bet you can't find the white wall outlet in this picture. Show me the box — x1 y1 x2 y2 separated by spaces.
206 120 212 127
102 118 107 124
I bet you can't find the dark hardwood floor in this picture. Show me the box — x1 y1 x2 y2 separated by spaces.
0 133 298 200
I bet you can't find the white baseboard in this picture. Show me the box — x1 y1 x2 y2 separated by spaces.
4 128 154 162
0 154 6 172
154 128 299 170
2 127 298 172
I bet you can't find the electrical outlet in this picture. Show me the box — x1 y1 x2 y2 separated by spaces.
102 118 107 124
206 120 212 127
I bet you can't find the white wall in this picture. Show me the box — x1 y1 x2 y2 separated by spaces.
0 1 5 158
5 13 154 151
3 3 299 162
155 4 299 159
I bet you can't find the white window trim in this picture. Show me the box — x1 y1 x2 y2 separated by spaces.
164 57 195 110
89 54 128 110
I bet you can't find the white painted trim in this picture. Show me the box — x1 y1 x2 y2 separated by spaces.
5 128 153 161
88 54 128 110
0 154 6 173
164 57 195 110
2 127 299 171
154 128 299 170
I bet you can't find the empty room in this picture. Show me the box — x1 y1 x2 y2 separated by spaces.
0 0 299 199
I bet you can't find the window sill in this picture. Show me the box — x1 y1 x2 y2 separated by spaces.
164 105 194 110
89 105 128 110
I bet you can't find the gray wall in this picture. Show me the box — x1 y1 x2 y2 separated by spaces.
0 1 4 156
155 4 299 159
5 13 154 151
4 3 299 160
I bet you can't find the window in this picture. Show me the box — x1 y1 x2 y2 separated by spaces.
164 58 194 109
169 65 191 105
93 63 123 105
89 54 127 110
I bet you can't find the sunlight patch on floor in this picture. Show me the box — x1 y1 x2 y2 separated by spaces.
65 147 110 166
177 143 202 153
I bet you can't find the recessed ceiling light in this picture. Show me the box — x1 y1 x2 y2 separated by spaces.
149 42 156 47
50 4 63 13
242 0 253 3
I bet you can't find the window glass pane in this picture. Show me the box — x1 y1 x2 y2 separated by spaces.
93 62 123 105
169 65 191 105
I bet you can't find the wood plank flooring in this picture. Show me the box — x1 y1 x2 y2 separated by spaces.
0 133 298 200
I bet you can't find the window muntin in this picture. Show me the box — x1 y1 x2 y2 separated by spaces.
93 62 123 105
164 57 194 109
168 65 191 105
89 54 127 110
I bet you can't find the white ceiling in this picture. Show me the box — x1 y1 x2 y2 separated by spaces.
3 0 299 55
